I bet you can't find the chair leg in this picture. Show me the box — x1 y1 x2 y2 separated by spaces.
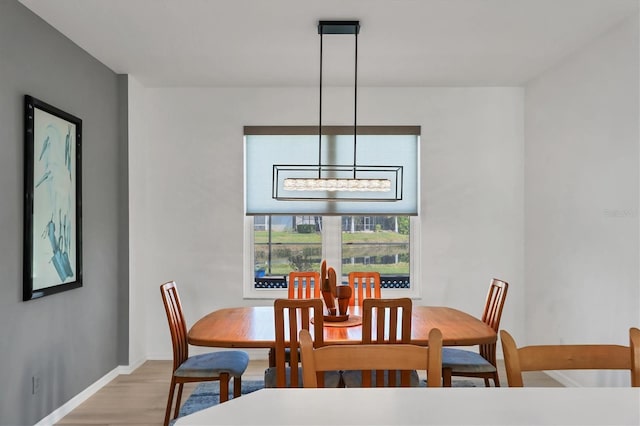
164 378 177 426
493 371 500 387
233 375 242 398
219 373 230 402
268 348 276 367
173 383 184 420
483 378 490 387
442 368 452 387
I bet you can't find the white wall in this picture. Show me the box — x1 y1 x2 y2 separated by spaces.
524 15 639 386
127 86 525 358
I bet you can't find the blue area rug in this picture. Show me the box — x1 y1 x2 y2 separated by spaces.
171 379 264 423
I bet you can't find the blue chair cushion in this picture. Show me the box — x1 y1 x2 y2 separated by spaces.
264 366 341 388
441 348 496 373
175 350 249 378
342 369 420 387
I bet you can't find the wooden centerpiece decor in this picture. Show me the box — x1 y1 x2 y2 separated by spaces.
322 267 351 322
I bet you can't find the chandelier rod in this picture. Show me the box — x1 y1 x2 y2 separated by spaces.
318 26 323 178
353 29 358 178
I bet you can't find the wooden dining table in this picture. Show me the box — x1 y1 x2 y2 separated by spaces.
188 305 496 355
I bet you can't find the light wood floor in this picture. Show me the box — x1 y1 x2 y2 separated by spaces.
56 359 562 426
55 360 270 426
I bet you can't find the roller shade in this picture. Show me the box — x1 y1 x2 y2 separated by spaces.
245 126 419 215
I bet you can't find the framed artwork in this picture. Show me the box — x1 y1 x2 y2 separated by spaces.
23 95 82 301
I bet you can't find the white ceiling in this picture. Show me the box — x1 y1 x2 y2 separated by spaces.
19 0 639 87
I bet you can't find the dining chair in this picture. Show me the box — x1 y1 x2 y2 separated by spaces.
287 271 321 299
160 281 249 426
629 327 640 388
342 298 418 387
264 298 341 388
500 328 640 387
632 327 640 387
283 271 321 366
300 327 443 388
441 278 508 387
348 271 381 307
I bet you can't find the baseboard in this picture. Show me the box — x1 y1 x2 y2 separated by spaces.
545 371 582 387
33 361 145 426
120 356 146 374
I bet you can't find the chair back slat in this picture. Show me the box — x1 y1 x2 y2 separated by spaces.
481 278 508 331
300 328 443 388
288 271 321 299
478 278 508 365
361 298 413 386
160 281 189 371
631 328 640 387
362 298 412 343
274 298 324 388
501 329 640 387
348 272 381 307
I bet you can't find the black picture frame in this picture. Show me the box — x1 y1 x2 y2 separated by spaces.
23 95 83 301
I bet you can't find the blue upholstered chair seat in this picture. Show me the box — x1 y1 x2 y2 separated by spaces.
342 369 420 387
441 348 496 373
264 366 341 388
175 351 250 378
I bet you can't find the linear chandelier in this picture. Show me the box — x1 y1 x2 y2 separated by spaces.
272 20 404 202
284 177 391 192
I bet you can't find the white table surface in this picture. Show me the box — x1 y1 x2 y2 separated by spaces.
175 387 640 425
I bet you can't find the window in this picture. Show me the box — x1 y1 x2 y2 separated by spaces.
245 215 419 298
253 216 322 283
341 216 410 284
243 126 420 299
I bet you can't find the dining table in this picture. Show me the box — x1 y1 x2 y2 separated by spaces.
188 305 496 366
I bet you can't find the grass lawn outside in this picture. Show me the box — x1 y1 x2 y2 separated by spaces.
255 230 410 276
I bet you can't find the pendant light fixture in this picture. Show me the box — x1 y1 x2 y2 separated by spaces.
272 20 403 202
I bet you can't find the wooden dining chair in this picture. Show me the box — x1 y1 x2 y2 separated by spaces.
160 281 249 426
287 271 321 299
441 278 508 387
284 271 321 367
300 328 443 388
342 298 418 387
348 271 381 307
500 328 640 387
264 298 341 388
632 327 640 387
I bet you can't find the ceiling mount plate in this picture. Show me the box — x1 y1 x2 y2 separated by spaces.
318 20 360 35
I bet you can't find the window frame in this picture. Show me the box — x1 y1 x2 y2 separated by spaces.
243 125 421 300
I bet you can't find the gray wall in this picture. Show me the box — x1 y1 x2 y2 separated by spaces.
0 1 127 425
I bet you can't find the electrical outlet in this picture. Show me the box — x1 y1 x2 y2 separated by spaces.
32 375 41 395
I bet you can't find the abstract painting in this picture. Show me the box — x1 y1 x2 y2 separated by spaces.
23 95 82 301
